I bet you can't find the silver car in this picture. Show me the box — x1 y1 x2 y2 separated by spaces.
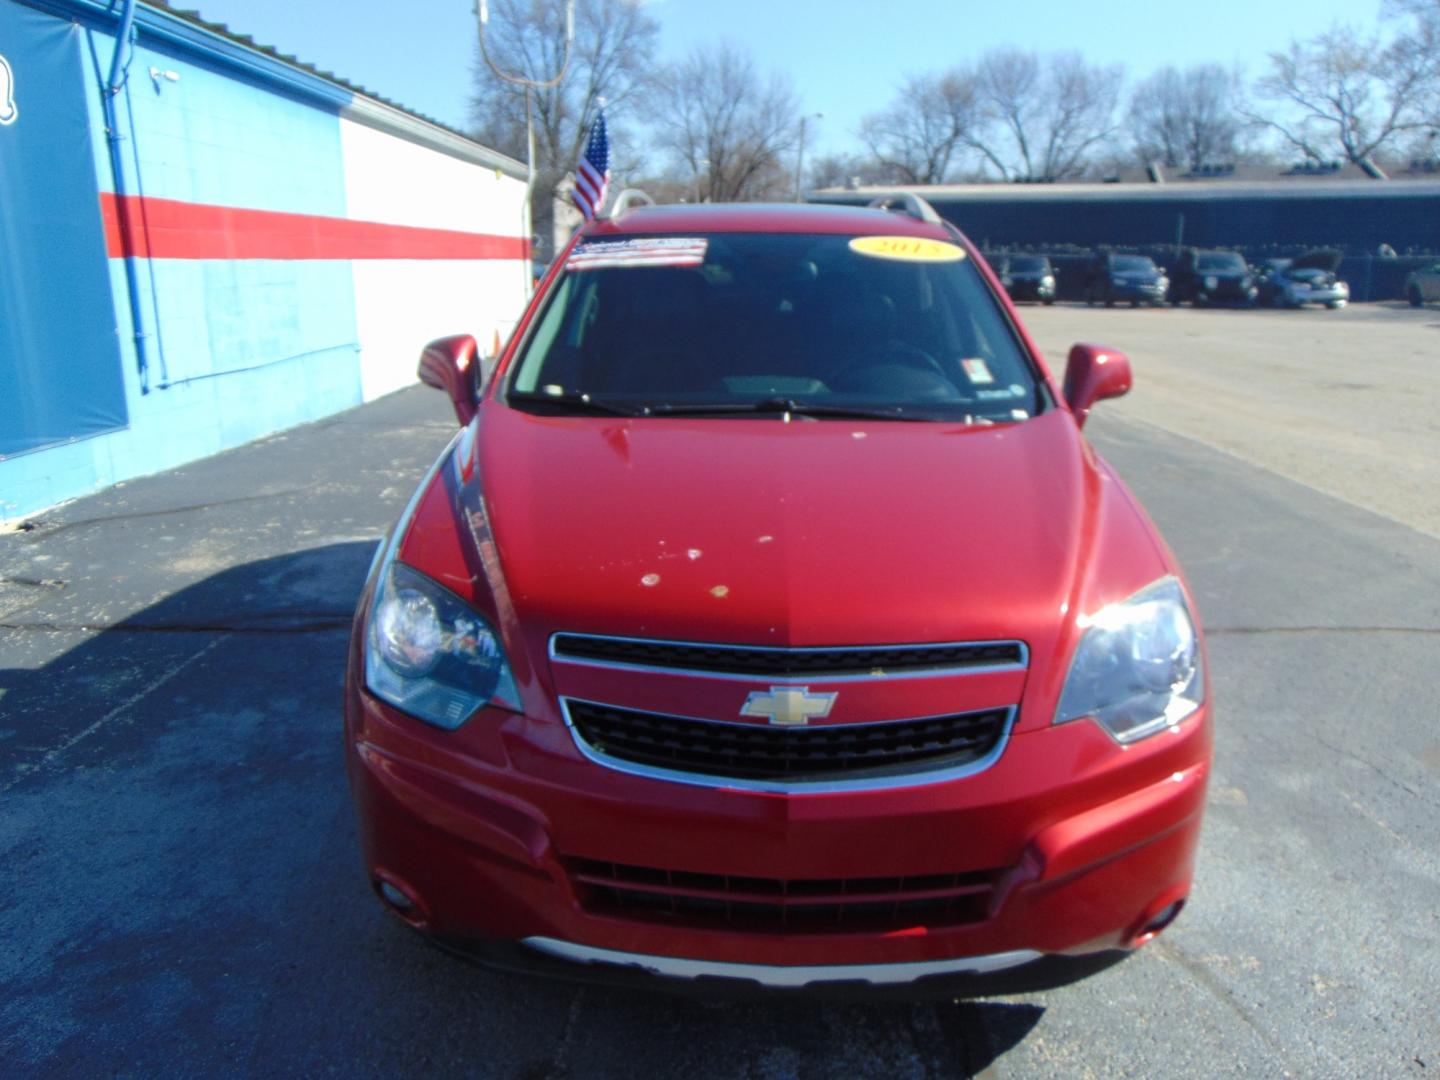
1406 263 1440 307
1257 250 1349 310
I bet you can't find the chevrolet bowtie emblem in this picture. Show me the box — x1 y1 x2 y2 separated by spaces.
740 686 837 726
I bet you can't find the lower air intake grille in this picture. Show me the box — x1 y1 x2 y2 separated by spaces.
569 858 1001 933
565 700 1009 783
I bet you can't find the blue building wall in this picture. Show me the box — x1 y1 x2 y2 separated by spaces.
1 0 363 520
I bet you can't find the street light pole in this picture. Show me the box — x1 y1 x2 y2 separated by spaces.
794 112 822 202
476 1 575 288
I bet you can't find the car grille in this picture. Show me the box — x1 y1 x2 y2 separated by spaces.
565 700 1010 783
551 634 1024 677
568 857 1001 933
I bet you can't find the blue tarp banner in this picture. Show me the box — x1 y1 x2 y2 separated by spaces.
0 0 127 458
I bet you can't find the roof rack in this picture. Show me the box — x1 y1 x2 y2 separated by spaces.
867 192 943 225
602 188 656 219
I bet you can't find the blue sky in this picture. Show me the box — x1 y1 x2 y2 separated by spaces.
190 0 1387 160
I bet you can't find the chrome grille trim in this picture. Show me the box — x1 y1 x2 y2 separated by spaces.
560 698 1016 794
548 632 1029 682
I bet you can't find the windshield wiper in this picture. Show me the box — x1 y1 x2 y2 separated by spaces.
644 397 925 421
507 390 646 417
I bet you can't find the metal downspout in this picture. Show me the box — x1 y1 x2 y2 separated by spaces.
102 0 156 392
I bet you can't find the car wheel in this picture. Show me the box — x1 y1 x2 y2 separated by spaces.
1410 285 1424 308
1105 295 1115 308
1326 300 1346 310
1042 297 1055 306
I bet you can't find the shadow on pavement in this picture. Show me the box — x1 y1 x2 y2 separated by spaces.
0 541 1044 1077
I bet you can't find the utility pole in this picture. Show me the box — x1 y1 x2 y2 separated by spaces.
476 1 575 289
794 113 823 202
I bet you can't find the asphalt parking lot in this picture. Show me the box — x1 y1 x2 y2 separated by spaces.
2 303 1437 1077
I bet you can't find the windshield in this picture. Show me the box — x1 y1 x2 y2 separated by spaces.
507 232 1042 423
1009 255 1048 273
1111 255 1155 273
1197 253 1245 271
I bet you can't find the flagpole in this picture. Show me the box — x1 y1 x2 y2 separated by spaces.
476 1 575 295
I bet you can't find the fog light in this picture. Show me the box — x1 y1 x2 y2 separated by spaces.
374 875 429 928
379 880 415 912
1131 899 1186 946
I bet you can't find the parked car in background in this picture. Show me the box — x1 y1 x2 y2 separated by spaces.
1405 262 1440 306
345 194 1212 997
997 254 1057 304
1085 253 1168 307
1256 250 1349 309
1170 249 1257 307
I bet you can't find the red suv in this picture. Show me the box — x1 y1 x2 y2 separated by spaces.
344 193 1211 996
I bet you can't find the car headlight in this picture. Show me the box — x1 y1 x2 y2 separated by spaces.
365 561 519 729
1041 274 1055 287
1054 577 1204 744
1204 275 1218 290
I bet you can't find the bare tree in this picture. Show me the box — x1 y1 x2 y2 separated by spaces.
1128 65 1247 170
968 50 1123 180
858 71 984 184
1383 0 1440 136
469 0 660 257
651 44 800 203
1250 25 1433 176
806 152 895 190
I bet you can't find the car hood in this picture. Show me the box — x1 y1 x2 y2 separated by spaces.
471 406 1168 660
1291 248 1342 272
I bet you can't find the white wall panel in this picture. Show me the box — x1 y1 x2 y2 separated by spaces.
351 260 525 401
340 117 528 234
339 117 530 402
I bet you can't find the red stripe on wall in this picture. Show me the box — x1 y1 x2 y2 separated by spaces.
99 193 531 261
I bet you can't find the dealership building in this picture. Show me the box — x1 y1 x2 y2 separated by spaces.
0 0 531 523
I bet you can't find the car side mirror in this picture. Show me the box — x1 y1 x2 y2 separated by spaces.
418 334 480 427
1063 343 1132 428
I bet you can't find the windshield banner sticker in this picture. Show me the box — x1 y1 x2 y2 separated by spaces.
961 358 995 384
849 236 965 263
567 237 708 272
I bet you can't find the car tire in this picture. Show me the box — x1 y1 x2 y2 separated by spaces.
1410 286 1424 308
1105 296 1115 308
1042 297 1055 306
1326 300 1345 310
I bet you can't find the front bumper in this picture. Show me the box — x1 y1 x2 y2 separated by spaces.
1109 281 1167 303
1006 279 1056 302
1196 279 1257 304
1285 284 1348 306
345 655 1211 993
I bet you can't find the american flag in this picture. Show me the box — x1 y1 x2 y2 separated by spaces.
572 109 610 221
